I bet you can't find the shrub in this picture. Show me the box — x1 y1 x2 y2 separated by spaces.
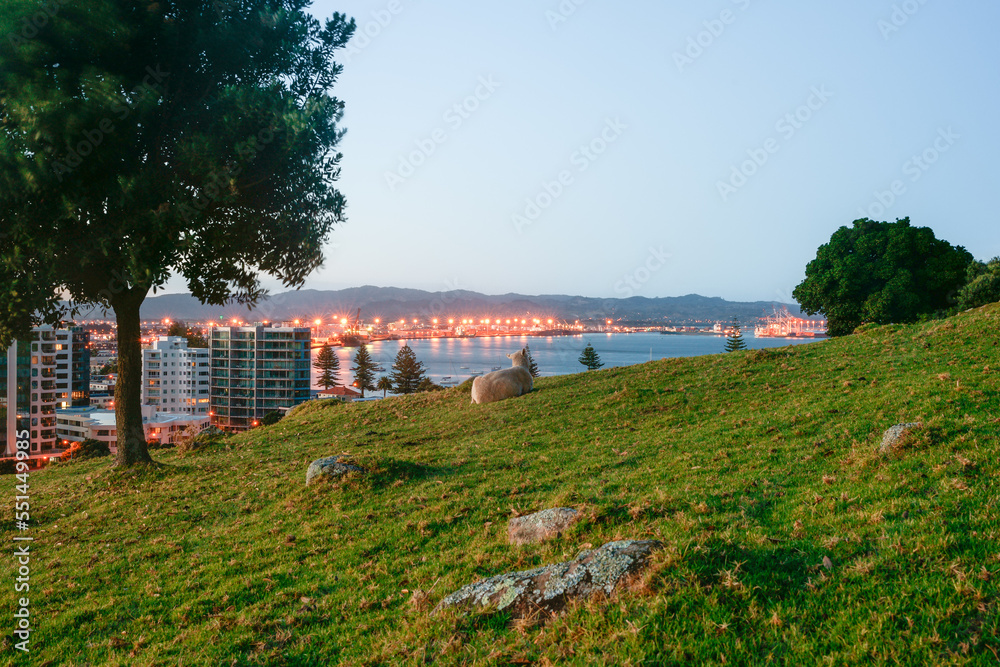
416 378 444 393
261 411 283 426
958 258 1000 310
177 428 229 454
74 439 111 461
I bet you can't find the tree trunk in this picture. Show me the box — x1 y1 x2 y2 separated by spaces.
112 289 155 467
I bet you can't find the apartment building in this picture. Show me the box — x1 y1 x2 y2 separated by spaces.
1 326 90 456
209 325 311 431
141 336 210 415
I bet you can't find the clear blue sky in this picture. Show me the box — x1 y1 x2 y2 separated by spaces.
166 0 1000 303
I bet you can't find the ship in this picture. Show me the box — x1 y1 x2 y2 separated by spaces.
754 306 828 338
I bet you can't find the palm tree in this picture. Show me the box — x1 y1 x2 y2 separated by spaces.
376 376 393 398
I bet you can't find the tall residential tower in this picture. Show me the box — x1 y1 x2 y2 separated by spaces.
209 325 311 431
1 326 90 456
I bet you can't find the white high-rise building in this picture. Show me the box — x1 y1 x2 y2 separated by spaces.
141 337 210 415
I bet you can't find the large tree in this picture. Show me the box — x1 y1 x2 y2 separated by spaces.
0 0 355 466
793 218 972 336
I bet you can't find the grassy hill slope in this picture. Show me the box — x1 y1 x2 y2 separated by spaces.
5 306 1000 665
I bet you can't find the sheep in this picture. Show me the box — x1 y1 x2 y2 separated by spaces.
470 348 534 404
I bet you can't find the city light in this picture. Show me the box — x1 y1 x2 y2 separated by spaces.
314 319 321 326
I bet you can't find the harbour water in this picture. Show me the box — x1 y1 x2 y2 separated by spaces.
315 332 822 390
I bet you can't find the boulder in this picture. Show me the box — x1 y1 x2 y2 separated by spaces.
508 507 580 545
879 422 922 454
434 539 663 618
305 455 366 486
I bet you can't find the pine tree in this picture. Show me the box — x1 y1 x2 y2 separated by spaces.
376 376 394 398
351 345 378 398
579 342 604 370
524 345 540 378
390 344 427 394
725 317 748 352
314 343 341 390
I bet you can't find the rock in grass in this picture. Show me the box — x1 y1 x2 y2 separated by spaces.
434 539 662 618
879 422 923 454
508 507 580 545
305 455 366 486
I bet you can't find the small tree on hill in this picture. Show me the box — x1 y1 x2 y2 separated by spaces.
314 343 341 390
724 318 748 352
376 375 394 398
351 345 377 398
579 342 604 371
524 345 540 378
391 344 427 394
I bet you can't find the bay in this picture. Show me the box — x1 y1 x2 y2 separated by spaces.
316 332 822 390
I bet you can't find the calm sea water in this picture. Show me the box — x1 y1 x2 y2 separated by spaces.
315 332 822 389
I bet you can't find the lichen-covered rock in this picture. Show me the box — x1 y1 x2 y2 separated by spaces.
305 455 366 486
508 507 580 545
879 422 922 454
434 539 663 617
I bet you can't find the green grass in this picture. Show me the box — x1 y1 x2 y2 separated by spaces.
4 305 1000 665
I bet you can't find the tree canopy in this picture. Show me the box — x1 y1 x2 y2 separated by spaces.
0 0 355 465
351 345 377 398
793 218 972 336
957 258 1000 310
313 343 341 390
390 344 427 394
167 321 208 348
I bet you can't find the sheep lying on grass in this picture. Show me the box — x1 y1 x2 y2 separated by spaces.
471 348 534 404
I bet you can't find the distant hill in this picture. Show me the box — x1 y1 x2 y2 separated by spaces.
137 286 812 324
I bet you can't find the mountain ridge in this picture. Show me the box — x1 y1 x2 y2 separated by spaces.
136 285 812 324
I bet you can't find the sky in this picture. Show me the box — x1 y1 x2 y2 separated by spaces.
164 0 1000 303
